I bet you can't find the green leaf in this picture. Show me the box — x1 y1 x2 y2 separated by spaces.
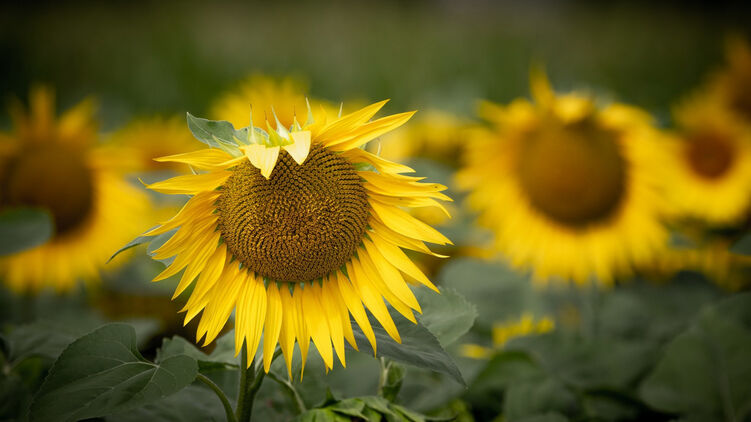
107 225 160 263
0 208 53 256
464 350 542 415
349 312 465 385
507 333 658 390
30 323 198 422
329 398 367 418
3 316 103 364
186 112 245 153
380 362 405 402
156 335 239 371
415 287 477 346
107 385 228 422
515 413 569 422
297 408 349 422
639 294 751 422
438 258 533 327
504 376 578 420
730 232 751 256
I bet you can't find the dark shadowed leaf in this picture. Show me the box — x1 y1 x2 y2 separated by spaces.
639 293 751 422
186 112 246 153
0 208 53 256
415 287 477 346
30 323 198 422
349 311 465 385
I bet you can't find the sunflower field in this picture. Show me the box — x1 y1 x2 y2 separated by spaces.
1 2 751 422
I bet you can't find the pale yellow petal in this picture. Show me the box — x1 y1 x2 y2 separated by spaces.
242 144 280 179
282 130 311 165
262 283 284 372
147 171 231 194
369 200 452 246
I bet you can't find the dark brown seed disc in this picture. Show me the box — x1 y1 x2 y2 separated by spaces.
216 144 370 282
517 118 627 228
0 146 94 236
685 132 736 180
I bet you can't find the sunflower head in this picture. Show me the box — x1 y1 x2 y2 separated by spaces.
659 94 751 226
0 86 150 292
106 115 202 172
144 100 451 376
709 37 751 124
458 71 668 285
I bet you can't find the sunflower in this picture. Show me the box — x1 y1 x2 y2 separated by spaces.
660 98 751 225
457 71 669 285
210 74 337 130
0 87 150 292
461 312 554 359
143 100 451 376
706 37 751 128
106 115 202 172
375 110 470 167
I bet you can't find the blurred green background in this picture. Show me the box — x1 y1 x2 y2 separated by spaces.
2 0 749 127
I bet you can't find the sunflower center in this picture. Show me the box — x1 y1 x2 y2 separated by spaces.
685 132 735 180
729 74 751 121
0 146 94 236
517 119 626 228
217 144 370 282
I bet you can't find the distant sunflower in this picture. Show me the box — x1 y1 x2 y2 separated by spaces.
706 37 751 127
145 100 451 376
210 74 335 130
662 98 751 225
0 87 150 292
107 115 202 172
376 110 470 167
457 72 668 285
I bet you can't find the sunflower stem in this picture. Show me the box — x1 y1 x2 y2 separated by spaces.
197 374 237 422
377 357 390 397
267 371 307 414
236 348 266 422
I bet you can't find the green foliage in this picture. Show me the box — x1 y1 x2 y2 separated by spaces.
349 307 465 386
640 293 751 422
297 394 448 422
0 208 53 256
186 112 248 152
29 323 198 422
415 288 477 347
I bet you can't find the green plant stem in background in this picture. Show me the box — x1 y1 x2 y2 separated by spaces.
197 374 237 422
267 371 307 414
236 348 266 422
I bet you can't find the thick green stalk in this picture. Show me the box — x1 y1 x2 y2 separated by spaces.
196 374 237 422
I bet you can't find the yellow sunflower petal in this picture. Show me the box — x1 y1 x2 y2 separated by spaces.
147 171 231 194
282 130 311 165
241 144 280 179
262 283 284 372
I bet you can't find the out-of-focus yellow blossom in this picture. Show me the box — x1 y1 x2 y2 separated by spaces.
209 74 337 130
457 70 669 286
376 110 470 166
706 37 751 129
461 313 555 359
0 87 151 292
106 115 202 172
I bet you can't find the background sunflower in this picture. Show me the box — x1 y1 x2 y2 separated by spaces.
458 73 670 285
0 87 151 292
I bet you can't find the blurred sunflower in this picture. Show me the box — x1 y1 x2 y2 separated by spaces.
210 74 336 130
661 99 751 225
144 100 451 376
0 87 150 292
461 312 554 359
457 71 668 285
106 115 202 172
376 110 469 167
706 37 751 127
